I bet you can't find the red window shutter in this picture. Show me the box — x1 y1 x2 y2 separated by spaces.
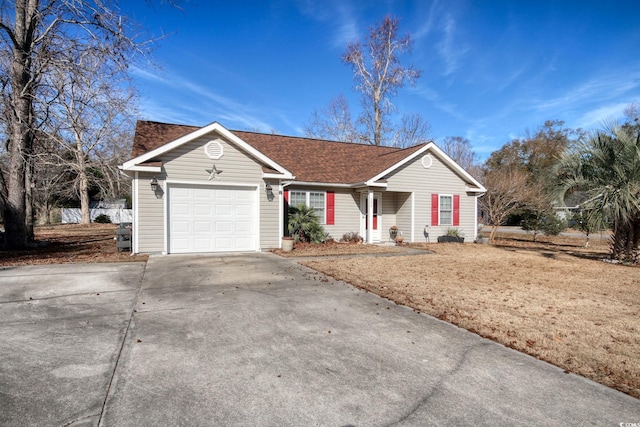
284 190 289 204
431 194 439 226
453 195 460 226
326 191 335 225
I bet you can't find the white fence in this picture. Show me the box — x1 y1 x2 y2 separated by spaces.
61 208 133 224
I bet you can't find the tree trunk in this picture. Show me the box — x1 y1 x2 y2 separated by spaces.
77 153 91 224
489 225 499 243
3 0 38 249
374 94 382 146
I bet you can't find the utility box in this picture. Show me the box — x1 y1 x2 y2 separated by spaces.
116 222 132 251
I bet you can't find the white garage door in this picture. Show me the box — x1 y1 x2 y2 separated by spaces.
169 185 257 253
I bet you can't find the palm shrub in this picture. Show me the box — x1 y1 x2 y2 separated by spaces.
555 122 640 262
288 204 326 243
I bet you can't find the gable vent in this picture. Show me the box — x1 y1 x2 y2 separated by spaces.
205 139 224 160
422 154 433 168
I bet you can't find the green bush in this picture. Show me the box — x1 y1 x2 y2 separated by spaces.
288 204 326 243
521 210 567 240
93 214 112 224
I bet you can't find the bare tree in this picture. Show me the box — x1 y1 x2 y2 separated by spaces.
0 0 153 248
38 50 136 223
479 167 546 243
441 136 480 174
342 15 421 146
391 113 431 147
304 95 359 142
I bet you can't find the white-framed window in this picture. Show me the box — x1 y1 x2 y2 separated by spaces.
289 190 326 223
439 195 453 225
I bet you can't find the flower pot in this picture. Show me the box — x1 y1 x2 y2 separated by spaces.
282 237 294 252
389 228 398 240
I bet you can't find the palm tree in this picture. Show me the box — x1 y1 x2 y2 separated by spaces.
288 204 326 244
555 122 640 263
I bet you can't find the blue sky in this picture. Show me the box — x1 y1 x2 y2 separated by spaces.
123 0 640 159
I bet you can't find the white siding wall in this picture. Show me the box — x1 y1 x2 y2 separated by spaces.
386 152 478 242
136 131 280 252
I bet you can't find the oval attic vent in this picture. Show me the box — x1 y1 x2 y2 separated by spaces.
422 154 433 168
205 139 224 160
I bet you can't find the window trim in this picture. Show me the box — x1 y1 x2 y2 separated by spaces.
439 194 453 226
288 189 327 224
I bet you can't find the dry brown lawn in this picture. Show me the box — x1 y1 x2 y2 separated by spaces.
273 240 406 257
0 223 148 266
298 233 640 399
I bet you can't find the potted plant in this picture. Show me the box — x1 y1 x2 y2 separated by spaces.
437 227 465 243
282 236 294 252
389 225 398 240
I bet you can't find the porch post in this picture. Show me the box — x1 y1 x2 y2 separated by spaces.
367 188 374 244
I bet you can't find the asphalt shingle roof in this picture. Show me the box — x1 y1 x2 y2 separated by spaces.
131 120 427 184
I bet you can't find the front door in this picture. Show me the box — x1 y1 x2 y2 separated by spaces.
360 192 381 242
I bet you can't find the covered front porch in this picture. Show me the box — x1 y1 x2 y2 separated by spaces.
358 189 426 244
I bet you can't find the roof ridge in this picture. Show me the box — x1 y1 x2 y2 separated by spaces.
136 119 429 151
232 129 427 151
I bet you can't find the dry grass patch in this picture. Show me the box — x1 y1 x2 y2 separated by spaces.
0 223 148 266
273 241 405 257
301 235 640 398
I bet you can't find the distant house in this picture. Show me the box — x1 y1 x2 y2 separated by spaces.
120 120 486 254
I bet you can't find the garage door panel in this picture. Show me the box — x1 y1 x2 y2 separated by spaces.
194 221 211 233
194 204 212 216
171 238 190 252
215 221 232 233
216 189 233 199
194 238 213 250
172 203 190 215
215 204 232 216
169 185 256 253
194 188 211 199
235 221 253 233
172 220 191 233
235 204 253 215
234 237 253 250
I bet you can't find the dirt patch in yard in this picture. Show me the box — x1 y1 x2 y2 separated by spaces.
300 234 640 399
0 223 148 266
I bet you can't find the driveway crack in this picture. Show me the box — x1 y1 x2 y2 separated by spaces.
388 340 491 426
96 262 147 426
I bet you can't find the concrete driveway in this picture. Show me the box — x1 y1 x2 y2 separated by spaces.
1 254 639 426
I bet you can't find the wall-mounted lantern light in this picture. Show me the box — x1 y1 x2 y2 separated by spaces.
150 177 159 192
265 183 274 201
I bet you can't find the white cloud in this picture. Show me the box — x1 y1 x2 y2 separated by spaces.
534 68 640 113
435 14 468 76
574 102 630 130
413 0 440 41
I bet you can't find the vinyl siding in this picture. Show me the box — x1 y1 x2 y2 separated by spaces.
137 174 165 253
380 192 398 242
395 193 412 242
386 152 478 241
260 179 279 249
136 130 279 252
327 190 360 239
